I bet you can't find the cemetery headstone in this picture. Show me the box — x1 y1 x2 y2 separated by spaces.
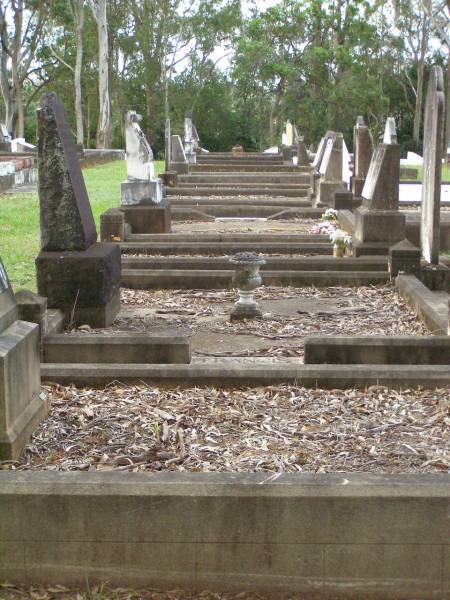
352 116 373 196
0 123 12 152
383 117 397 144
317 132 346 206
121 110 162 205
35 93 121 327
297 136 310 167
420 66 449 291
421 66 445 265
171 134 189 174
354 125 405 250
0 257 48 460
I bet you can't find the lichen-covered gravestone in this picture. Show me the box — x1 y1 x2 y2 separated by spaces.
421 66 445 266
35 93 121 327
171 134 189 174
0 258 48 459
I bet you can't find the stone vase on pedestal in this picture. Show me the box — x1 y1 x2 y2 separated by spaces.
229 253 266 321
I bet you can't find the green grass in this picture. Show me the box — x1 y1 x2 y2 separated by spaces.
400 163 450 181
0 160 164 291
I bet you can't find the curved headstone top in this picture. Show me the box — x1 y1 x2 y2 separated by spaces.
37 93 97 252
421 65 445 264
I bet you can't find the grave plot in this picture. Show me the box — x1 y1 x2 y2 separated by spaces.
87 285 426 362
2 383 448 474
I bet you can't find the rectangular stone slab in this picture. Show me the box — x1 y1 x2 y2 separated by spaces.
37 93 97 251
43 332 191 364
304 335 450 364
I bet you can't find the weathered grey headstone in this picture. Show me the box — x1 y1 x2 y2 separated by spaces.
352 116 373 194
421 66 445 265
36 93 121 327
0 257 48 459
354 133 405 248
317 133 346 206
297 136 310 167
171 134 189 174
193 124 200 150
361 144 400 210
0 123 12 151
37 93 97 252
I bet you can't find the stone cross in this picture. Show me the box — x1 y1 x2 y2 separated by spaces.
421 65 445 264
37 93 97 251
383 117 397 144
125 111 155 181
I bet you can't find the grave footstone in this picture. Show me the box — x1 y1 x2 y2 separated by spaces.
35 93 121 327
352 116 373 196
0 258 48 460
354 119 405 250
420 65 449 291
119 110 168 234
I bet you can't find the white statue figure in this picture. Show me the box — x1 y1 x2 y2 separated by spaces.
125 110 156 181
121 110 162 205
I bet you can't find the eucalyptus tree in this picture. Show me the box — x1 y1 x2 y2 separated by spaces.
0 0 50 136
89 0 111 148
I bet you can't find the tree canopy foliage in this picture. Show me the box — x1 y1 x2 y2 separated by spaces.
0 0 448 154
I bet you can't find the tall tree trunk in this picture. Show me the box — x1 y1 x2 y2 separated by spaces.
11 0 23 138
90 0 111 148
73 0 85 146
413 13 428 145
446 47 450 155
258 93 264 152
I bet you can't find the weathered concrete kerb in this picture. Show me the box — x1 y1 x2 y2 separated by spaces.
0 472 448 597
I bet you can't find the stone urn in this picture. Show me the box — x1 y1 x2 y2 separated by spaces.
229 252 266 320
232 144 244 156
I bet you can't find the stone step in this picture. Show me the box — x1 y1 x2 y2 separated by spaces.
165 187 310 197
191 165 303 172
121 269 389 289
168 196 311 206
125 233 328 243
121 241 333 255
180 174 311 184
172 182 311 190
40 363 450 389
171 206 314 220
304 335 450 365
122 256 388 272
